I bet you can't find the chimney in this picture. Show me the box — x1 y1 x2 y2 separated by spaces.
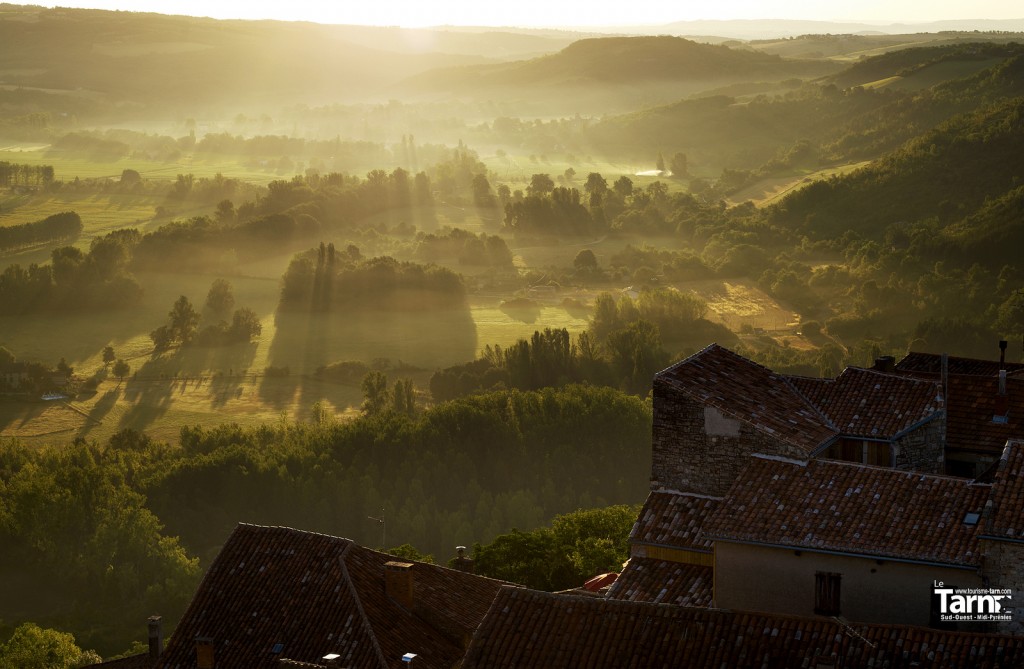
994 370 1010 424
873 356 895 373
452 546 474 574
384 561 414 609
1000 340 1008 367
147 616 163 662
195 637 215 669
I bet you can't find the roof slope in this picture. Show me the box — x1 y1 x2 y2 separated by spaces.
630 490 719 551
157 524 505 669
895 351 1024 376
86 656 152 669
462 588 1024 669
605 558 712 607
703 456 990 566
983 440 1024 540
657 344 838 453
944 375 1024 455
788 367 941 439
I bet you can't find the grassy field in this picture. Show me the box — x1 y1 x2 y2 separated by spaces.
0 265 808 449
0 145 805 449
0 143 296 184
725 161 871 207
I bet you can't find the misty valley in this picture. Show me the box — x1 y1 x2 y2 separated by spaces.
1 4 1023 663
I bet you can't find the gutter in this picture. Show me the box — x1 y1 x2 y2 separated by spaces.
708 537 979 571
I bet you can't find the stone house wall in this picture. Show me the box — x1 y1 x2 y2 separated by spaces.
894 418 945 474
981 538 1024 635
652 379 809 496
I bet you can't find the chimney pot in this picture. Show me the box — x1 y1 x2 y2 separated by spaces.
873 356 895 373
147 616 163 662
453 546 474 573
1000 340 1008 366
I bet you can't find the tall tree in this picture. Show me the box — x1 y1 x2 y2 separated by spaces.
112 359 130 382
527 173 555 197
205 279 235 316
0 622 100 669
169 296 200 345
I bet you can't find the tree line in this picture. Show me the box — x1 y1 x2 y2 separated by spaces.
0 161 54 188
0 211 81 252
0 383 650 655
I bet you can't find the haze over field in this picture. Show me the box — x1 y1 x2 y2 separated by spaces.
1 0 1024 662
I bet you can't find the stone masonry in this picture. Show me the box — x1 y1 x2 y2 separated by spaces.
652 377 809 496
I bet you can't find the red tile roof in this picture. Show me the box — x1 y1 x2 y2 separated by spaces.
788 368 942 440
86 656 152 669
895 351 1024 376
462 587 1024 669
157 524 506 669
703 456 990 566
630 490 719 551
943 375 1024 456
605 558 712 607
658 345 838 454
982 440 1024 541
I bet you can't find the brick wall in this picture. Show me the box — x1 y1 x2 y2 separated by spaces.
652 379 808 496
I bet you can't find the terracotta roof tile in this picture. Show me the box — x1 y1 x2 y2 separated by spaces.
658 345 838 453
943 375 1024 456
703 456 990 566
630 490 719 551
895 351 1024 376
982 440 1024 540
787 368 942 439
605 558 712 607
462 588 1024 669
85 656 152 669
157 524 506 669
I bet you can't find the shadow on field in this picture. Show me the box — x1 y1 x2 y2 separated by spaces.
116 341 257 432
0 401 49 434
259 303 478 410
76 386 121 439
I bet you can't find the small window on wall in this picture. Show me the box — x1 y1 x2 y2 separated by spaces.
815 572 842 616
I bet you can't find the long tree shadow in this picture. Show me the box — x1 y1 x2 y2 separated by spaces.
117 357 178 434
202 340 258 407
259 299 478 412
75 385 121 440
0 400 49 435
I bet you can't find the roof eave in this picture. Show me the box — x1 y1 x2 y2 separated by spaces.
706 536 980 570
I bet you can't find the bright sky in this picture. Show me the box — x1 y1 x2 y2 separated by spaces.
39 1 1024 28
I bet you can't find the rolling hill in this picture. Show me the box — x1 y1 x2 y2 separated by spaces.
0 4 579 115
404 35 837 93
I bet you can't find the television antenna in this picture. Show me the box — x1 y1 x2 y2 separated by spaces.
367 509 385 548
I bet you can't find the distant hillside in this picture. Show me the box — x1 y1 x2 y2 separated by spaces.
827 42 1024 89
0 5 573 115
582 44 1024 170
748 31 1024 63
648 18 1024 40
769 95 1024 266
403 35 837 101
